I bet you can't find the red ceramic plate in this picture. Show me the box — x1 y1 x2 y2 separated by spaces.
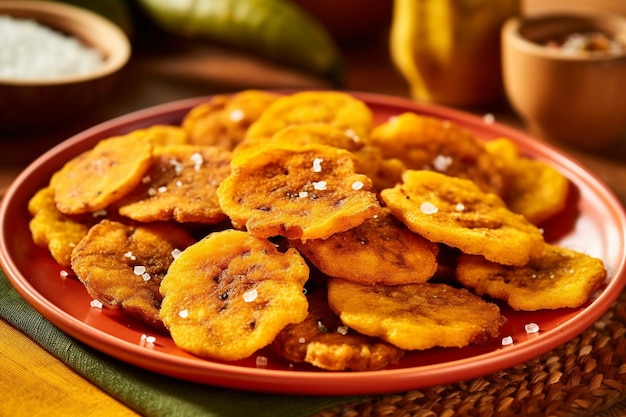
2 92 626 395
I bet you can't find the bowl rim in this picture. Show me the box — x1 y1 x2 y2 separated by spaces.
502 10 626 62
0 0 131 86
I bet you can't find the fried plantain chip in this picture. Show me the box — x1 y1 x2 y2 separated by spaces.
485 138 570 225
371 112 505 196
292 208 439 285
352 145 405 192
327 278 504 350
71 219 196 329
116 145 231 224
238 123 402 192
217 143 381 240
182 90 279 150
270 281 405 371
51 134 153 215
235 122 365 156
28 187 93 268
380 170 544 266
246 91 373 145
159 229 310 361
129 124 189 151
456 243 607 311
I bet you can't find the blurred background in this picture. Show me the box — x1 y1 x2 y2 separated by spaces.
1 0 625 192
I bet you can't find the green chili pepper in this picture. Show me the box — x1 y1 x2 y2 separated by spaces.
137 0 344 85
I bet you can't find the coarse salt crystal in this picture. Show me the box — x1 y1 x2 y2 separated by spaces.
432 155 453 172
317 319 328 333
525 323 540 334
312 181 327 191
179 309 189 318
90 299 103 309
140 334 157 347
420 202 438 214
170 159 183 175
175 180 183 187
157 186 167 193
298 337 306 344
148 188 157 196
455 203 465 211
59 270 69 278
190 152 204 170
312 157 323 173
255 356 268 368
501 336 514 346
337 326 349 335
133 265 147 275
92 209 107 218
171 248 182 260
243 288 258 303
351 181 364 191
124 251 137 261
229 109 245 122
483 113 495 124
298 191 309 198
142 175 152 184
344 129 360 143
142 272 151 281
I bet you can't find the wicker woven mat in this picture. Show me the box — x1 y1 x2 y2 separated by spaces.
312 290 626 417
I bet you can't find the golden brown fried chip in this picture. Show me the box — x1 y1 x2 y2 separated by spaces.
129 124 189 151
182 90 279 150
380 170 544 266
353 145 405 192
70 219 196 329
327 278 504 350
235 123 364 156
246 91 373 145
116 145 231 224
485 138 570 225
159 229 309 361
456 243 607 311
28 187 93 268
217 143 381 240
51 135 153 215
238 123 402 192
371 112 505 196
271 282 405 371
292 208 439 285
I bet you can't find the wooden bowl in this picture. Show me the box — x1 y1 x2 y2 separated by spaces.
0 1 130 133
502 11 626 150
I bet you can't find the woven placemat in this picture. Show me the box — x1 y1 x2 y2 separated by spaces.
312 291 626 417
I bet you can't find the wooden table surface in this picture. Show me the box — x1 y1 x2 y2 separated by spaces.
1 18 626 417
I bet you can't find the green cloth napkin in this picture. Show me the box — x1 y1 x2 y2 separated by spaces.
0 269 366 417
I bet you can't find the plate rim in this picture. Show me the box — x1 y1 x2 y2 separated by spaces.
2 91 626 395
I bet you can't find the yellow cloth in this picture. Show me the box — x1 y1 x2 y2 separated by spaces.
0 319 139 417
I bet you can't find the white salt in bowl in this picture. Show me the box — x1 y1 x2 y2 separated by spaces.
0 1 130 133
